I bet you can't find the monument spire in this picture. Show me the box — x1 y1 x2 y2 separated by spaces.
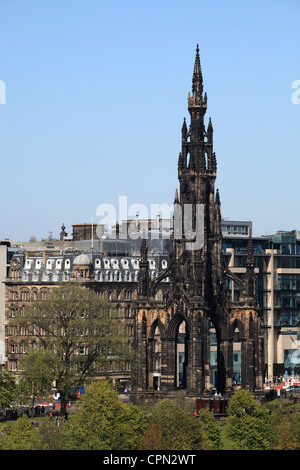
192 44 203 98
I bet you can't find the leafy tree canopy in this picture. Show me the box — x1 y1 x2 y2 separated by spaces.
0 365 17 409
14 283 134 415
63 380 147 450
17 350 57 410
144 398 221 450
0 415 41 450
226 389 276 450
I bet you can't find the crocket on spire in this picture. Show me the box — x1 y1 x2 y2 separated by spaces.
192 44 203 99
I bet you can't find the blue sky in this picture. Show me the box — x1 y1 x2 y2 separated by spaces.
0 0 299 241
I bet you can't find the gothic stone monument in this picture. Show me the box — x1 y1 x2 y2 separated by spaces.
131 46 263 403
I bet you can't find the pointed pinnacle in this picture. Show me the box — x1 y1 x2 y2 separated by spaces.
192 44 203 96
174 188 179 203
193 44 201 76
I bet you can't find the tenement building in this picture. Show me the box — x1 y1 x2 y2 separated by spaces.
1 240 20 365
4 46 299 398
4 234 170 384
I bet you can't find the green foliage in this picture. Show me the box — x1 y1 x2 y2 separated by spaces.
36 418 68 450
63 380 148 450
142 398 221 450
0 415 41 450
226 389 277 450
197 409 221 450
289 409 300 449
0 365 17 409
0 388 299 450
275 417 298 450
139 420 165 450
267 399 300 449
18 350 57 407
147 399 196 450
227 389 262 418
14 283 134 415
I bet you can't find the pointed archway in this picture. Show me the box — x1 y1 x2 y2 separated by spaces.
148 318 165 391
176 320 187 389
167 310 189 390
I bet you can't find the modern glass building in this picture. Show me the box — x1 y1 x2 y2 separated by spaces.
221 222 300 382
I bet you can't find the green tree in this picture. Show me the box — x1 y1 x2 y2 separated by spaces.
0 365 17 410
63 380 147 450
139 421 164 450
226 389 276 450
144 398 221 450
197 409 221 450
18 350 57 415
0 415 41 450
14 283 133 416
37 418 67 450
289 407 300 448
267 399 300 449
275 417 298 450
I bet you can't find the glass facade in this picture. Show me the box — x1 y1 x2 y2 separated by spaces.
233 351 241 385
275 274 300 326
222 226 300 377
222 224 249 235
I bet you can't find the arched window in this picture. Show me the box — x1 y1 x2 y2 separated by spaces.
176 321 187 389
233 327 241 385
155 289 163 300
152 325 162 391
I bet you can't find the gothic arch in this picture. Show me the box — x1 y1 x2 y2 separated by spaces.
167 311 188 340
147 317 165 392
166 311 189 389
229 317 245 341
149 317 166 340
149 267 171 295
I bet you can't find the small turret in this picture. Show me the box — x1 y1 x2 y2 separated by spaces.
181 117 188 141
174 188 179 204
207 117 213 143
138 239 150 298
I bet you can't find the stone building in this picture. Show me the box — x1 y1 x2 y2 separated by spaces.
71 223 104 242
4 46 299 400
5 221 299 391
4 46 263 398
131 45 263 402
0 240 20 365
4 236 170 385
